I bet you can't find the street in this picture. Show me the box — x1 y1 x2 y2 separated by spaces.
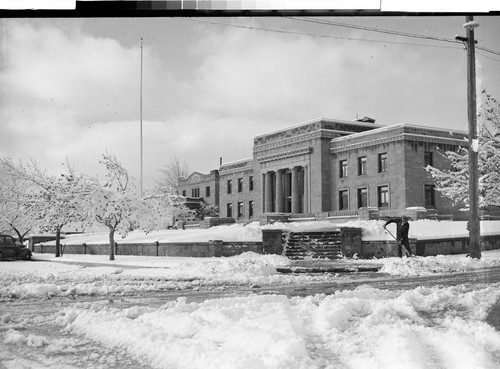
2 265 500 369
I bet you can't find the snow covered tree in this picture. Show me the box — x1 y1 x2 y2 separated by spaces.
84 153 151 260
425 91 500 209
0 158 40 243
0 158 94 256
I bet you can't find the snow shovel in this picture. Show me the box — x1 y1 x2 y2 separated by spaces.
384 227 411 257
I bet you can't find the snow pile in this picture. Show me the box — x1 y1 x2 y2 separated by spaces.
380 254 500 276
48 284 500 369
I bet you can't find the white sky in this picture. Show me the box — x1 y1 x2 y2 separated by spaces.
1 12 500 187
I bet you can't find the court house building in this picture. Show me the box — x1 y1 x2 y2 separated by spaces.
178 117 468 223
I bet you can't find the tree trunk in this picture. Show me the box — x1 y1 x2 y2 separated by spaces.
108 226 115 261
55 227 61 257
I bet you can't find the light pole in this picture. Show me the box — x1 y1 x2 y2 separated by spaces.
456 16 481 259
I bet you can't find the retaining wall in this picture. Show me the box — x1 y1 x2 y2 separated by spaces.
34 240 262 258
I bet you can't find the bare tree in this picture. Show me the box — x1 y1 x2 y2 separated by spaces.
157 156 189 194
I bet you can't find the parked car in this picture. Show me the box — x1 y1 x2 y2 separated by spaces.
0 234 32 261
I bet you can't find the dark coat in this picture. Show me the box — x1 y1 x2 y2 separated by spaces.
384 218 409 243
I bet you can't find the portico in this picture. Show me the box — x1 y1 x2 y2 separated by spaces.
261 165 308 214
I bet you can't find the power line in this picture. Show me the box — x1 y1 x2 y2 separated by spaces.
179 18 461 50
290 17 500 57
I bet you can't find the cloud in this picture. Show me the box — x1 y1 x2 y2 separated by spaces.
1 17 492 187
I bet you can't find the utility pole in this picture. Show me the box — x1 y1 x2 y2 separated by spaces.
456 16 481 259
140 37 143 198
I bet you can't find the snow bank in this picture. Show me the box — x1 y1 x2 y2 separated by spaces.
380 254 500 276
51 284 500 369
42 220 500 246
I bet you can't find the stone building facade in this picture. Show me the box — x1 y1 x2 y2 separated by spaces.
177 117 468 222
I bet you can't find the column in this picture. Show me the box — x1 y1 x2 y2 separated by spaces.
303 166 309 213
265 171 274 213
291 166 300 214
275 169 284 213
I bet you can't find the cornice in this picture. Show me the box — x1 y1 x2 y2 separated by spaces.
330 133 468 154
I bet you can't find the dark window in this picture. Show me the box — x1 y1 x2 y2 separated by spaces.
358 157 367 175
425 184 436 207
191 188 199 197
227 180 232 194
227 203 233 217
377 186 389 208
249 176 254 191
339 160 348 178
237 202 244 218
358 188 368 208
182 190 186 197
424 151 433 167
339 190 349 210
249 200 254 218
378 153 388 173
238 178 243 192
205 186 211 197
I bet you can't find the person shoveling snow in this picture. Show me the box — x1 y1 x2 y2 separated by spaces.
384 216 413 257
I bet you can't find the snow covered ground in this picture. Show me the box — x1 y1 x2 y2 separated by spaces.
37 219 500 244
2 220 500 369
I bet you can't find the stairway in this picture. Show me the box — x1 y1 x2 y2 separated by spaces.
283 231 342 260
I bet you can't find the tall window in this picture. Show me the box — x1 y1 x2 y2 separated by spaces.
238 178 243 192
182 190 186 197
378 153 388 173
425 184 436 207
339 160 348 178
249 176 254 191
249 200 254 218
339 190 349 210
424 151 433 167
227 180 232 194
377 186 389 208
191 188 199 197
358 187 368 208
227 203 233 217
237 202 244 218
358 156 367 175
205 186 211 197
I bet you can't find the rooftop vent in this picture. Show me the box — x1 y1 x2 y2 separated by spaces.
355 116 376 123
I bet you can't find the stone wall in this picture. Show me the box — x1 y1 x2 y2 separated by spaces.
34 240 262 258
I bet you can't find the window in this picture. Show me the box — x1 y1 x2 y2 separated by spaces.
182 190 186 197
249 200 254 218
227 203 233 217
339 160 348 178
424 151 433 167
227 180 232 194
378 153 388 173
191 188 199 197
377 186 389 208
339 190 349 210
358 187 368 208
358 156 367 175
249 176 254 191
237 202 244 218
425 185 436 208
238 178 243 192
205 186 211 197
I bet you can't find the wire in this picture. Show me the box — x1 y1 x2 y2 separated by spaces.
291 17 500 57
290 17 459 44
179 17 461 50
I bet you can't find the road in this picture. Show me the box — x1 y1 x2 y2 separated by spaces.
1 266 500 369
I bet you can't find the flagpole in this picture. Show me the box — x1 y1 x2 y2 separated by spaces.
140 37 143 198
